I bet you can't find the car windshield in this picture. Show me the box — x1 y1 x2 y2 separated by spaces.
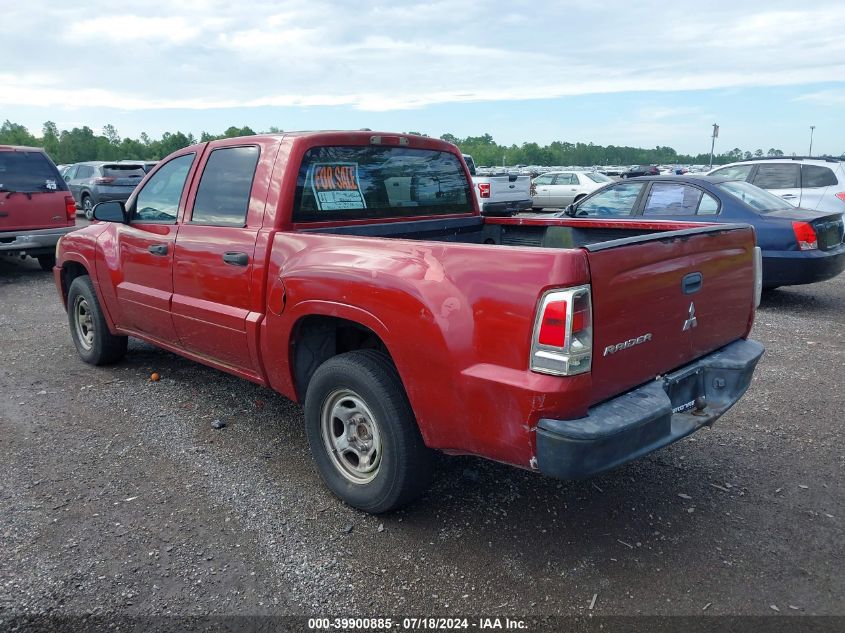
584 172 613 183
0 151 61 192
716 180 794 213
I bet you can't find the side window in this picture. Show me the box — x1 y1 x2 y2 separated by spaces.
533 174 554 185
133 153 195 223
554 173 574 185
710 164 753 181
570 174 581 185
77 165 94 179
801 165 838 188
697 192 720 215
64 165 77 181
577 182 644 216
752 164 799 189
190 146 260 226
642 183 702 216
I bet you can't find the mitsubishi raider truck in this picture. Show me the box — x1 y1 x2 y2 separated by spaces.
54 131 764 513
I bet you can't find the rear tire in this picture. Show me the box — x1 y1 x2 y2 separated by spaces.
67 275 127 365
82 195 94 220
304 350 434 513
37 254 56 271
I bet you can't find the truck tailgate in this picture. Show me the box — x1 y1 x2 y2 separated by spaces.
484 175 531 202
586 225 756 405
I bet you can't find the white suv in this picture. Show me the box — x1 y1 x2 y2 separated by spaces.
708 157 845 219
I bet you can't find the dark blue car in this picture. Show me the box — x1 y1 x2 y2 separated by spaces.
560 175 845 288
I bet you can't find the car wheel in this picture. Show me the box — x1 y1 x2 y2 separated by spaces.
37 254 56 271
304 350 434 513
67 275 128 365
82 196 93 220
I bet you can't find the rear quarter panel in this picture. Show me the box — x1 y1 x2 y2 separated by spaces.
261 232 592 467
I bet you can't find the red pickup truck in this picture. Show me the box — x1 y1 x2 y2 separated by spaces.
54 131 764 513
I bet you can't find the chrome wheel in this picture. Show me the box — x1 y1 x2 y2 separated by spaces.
320 389 383 484
83 198 93 220
73 295 95 351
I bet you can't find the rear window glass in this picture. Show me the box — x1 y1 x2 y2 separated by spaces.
717 181 793 213
642 183 702 216
585 172 613 183
102 165 146 178
801 165 838 188
0 151 64 192
191 146 260 225
293 146 472 223
751 164 799 189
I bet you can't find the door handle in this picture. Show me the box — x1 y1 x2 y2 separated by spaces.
780 194 797 199
682 272 703 295
148 243 168 256
222 251 249 266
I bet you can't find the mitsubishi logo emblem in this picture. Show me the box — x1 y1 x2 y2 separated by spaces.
682 302 698 331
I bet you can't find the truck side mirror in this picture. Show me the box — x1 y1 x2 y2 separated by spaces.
93 200 127 223
564 204 577 218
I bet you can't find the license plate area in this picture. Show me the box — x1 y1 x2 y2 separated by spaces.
664 368 704 414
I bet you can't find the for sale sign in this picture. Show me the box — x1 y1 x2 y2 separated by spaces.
309 162 367 211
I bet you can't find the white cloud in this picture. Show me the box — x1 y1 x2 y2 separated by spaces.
2 0 844 113
794 90 845 106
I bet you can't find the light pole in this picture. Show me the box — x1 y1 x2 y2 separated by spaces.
708 123 719 170
809 126 815 157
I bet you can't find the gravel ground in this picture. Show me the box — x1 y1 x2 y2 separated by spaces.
1 251 843 626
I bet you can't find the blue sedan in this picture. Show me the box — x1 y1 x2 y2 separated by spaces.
560 175 845 288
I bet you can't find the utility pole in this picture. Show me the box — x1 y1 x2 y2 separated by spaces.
708 123 719 170
809 125 815 157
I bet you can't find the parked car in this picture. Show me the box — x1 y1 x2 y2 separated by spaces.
64 161 147 219
55 131 764 513
531 170 613 210
620 165 659 178
0 145 77 270
462 153 532 215
561 175 845 288
708 157 845 220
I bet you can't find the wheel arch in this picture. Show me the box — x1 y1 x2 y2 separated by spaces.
289 313 396 404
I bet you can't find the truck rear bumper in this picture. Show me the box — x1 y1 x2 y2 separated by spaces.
0 226 76 257
481 198 533 216
535 338 764 480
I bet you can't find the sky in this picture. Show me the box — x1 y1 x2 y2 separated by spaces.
2 0 844 156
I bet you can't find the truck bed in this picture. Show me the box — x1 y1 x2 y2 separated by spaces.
299 214 737 250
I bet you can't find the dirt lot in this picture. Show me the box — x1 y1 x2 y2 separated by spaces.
1 252 843 625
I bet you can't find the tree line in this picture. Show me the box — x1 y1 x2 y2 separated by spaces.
2 120 841 167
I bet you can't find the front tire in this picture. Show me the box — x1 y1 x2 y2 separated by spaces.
37 254 56 271
67 275 127 365
304 350 434 513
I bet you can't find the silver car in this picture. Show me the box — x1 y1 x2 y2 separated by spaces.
531 170 614 210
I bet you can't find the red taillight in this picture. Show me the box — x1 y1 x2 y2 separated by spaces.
478 183 491 198
538 300 567 347
65 196 76 221
835 192 845 203
531 286 593 376
792 221 818 250
94 177 115 185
